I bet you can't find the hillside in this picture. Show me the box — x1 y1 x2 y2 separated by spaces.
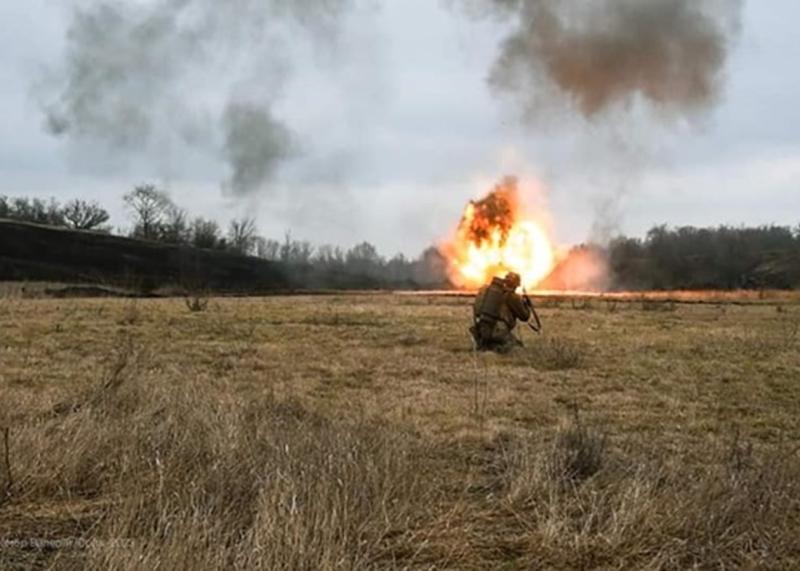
0 220 290 292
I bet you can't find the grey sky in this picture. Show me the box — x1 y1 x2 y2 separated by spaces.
0 0 797 256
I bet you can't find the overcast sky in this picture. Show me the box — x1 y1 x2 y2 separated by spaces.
0 0 798 256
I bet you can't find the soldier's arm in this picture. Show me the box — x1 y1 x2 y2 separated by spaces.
507 293 531 322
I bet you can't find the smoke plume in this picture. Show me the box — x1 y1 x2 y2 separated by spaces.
223 102 293 195
42 0 353 195
479 0 742 118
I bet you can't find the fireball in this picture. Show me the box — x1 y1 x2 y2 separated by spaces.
446 177 555 290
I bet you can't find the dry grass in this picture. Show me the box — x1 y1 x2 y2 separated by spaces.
488 420 800 569
522 336 587 370
1 291 800 568
2 347 435 569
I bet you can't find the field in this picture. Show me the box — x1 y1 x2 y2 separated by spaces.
1 291 800 569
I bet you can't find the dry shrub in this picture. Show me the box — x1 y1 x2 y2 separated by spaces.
6 354 433 569
179 278 211 313
526 337 586 370
492 422 800 569
184 294 209 312
549 415 607 484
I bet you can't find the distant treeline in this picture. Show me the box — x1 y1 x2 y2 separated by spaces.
0 187 450 289
3 189 799 291
608 225 800 290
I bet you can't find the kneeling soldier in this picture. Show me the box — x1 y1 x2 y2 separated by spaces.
470 272 531 353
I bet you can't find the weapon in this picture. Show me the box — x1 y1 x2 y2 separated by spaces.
522 288 543 334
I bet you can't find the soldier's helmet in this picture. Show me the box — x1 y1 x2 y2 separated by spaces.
504 272 522 289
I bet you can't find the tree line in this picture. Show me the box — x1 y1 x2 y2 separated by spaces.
0 185 450 288
608 224 800 290
0 195 111 231
3 187 799 290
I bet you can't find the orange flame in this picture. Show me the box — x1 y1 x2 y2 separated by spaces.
446 177 555 289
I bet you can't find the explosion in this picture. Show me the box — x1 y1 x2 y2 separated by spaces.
447 177 555 290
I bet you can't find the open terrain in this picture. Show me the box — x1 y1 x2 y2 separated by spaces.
1 291 800 569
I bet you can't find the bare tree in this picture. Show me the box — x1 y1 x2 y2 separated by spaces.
280 232 314 264
228 217 258 255
313 244 345 269
346 242 382 277
7 197 64 226
123 184 173 240
161 206 190 244
62 199 110 231
191 217 222 249
255 237 281 260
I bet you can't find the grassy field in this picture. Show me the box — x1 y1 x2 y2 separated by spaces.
1 291 799 569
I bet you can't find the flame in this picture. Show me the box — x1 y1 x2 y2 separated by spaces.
446 177 555 289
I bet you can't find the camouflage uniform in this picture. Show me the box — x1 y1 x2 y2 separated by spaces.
471 274 531 353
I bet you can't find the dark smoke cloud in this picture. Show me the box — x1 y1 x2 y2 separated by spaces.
223 101 293 195
478 0 742 118
42 0 353 195
43 0 743 208
458 0 743 247
43 2 192 148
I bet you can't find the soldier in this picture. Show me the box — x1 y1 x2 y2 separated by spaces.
470 272 531 353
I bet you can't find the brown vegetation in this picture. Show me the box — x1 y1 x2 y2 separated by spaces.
1 292 799 568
